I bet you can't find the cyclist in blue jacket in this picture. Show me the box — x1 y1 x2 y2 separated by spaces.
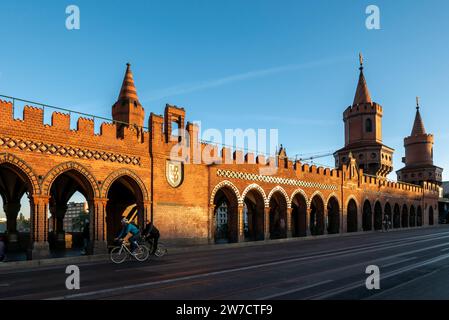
115 218 141 253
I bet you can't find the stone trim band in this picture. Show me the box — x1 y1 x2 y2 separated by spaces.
216 169 338 191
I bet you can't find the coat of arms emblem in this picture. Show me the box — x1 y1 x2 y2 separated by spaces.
166 160 183 188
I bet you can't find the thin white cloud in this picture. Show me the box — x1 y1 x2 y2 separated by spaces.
142 56 350 102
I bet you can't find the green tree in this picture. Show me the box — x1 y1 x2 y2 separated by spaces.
71 211 89 232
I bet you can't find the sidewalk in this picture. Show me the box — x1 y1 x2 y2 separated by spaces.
0 225 444 272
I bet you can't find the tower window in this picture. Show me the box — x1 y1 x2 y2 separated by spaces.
365 118 373 133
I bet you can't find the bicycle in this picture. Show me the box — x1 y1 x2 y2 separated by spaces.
142 235 168 257
110 239 150 264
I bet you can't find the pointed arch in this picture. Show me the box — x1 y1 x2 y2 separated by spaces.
41 161 99 197
308 190 325 209
210 180 241 206
241 184 268 207
101 168 149 202
267 186 290 208
290 189 309 208
0 153 40 195
345 195 359 210
326 192 341 209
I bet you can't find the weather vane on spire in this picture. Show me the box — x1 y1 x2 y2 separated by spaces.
359 52 364 70
416 96 420 110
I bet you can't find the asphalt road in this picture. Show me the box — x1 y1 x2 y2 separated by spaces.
1 225 449 300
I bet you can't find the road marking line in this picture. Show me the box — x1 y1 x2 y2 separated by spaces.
382 257 417 268
365 267 444 300
305 252 449 300
46 235 449 300
0 284 10 287
440 247 449 252
257 280 333 300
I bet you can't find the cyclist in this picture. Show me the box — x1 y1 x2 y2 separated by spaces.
142 219 160 255
115 218 141 254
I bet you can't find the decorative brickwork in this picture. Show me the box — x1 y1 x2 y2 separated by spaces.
216 169 338 191
0 136 141 166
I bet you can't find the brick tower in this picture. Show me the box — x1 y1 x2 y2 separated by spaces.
397 98 443 185
112 63 145 137
334 54 394 177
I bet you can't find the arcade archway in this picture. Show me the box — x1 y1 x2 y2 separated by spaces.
269 192 288 239
291 192 307 237
417 206 423 226
310 195 325 236
212 186 239 243
374 201 382 230
362 200 372 231
243 189 265 241
393 204 401 228
105 175 146 245
409 206 416 227
347 199 358 233
402 205 409 228
327 197 340 234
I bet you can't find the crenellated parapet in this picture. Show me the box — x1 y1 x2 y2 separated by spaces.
343 102 382 118
0 100 149 165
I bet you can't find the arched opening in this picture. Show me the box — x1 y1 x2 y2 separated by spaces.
269 192 287 239
417 206 423 226
347 199 358 233
310 195 325 236
393 204 401 228
362 200 372 231
401 205 409 228
429 206 434 225
365 118 373 133
0 163 34 261
213 186 239 244
106 175 145 245
291 193 307 237
374 201 382 230
384 203 392 228
243 189 265 241
48 169 94 256
327 197 340 234
409 206 416 227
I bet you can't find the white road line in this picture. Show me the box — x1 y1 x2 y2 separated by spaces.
305 252 449 300
365 267 444 300
440 247 449 252
2 229 448 276
0 284 10 287
382 257 417 268
257 280 334 300
46 234 449 300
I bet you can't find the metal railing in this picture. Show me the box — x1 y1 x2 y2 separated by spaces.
0 94 149 131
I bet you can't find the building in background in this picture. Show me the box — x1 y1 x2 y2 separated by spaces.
63 202 89 232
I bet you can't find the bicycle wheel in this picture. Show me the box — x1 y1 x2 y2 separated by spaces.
110 246 128 264
154 245 167 257
134 245 150 261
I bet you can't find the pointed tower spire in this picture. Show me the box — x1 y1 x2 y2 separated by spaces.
411 96 426 136
112 63 145 135
118 63 140 103
353 53 372 105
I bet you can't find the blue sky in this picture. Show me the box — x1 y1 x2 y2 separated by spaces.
1 0 449 218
